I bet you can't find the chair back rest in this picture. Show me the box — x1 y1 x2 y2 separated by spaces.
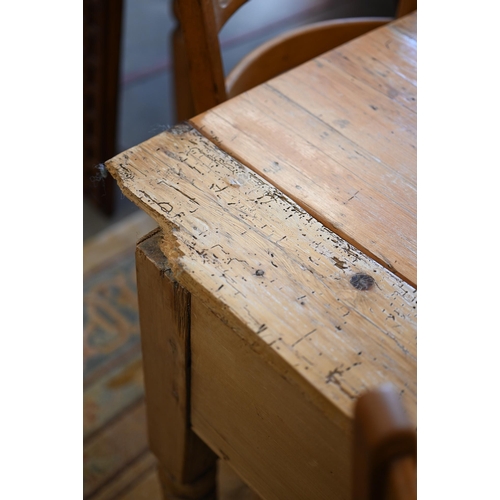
174 0 251 113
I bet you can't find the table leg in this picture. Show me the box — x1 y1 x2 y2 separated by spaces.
136 229 217 499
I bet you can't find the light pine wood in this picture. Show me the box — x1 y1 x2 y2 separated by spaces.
191 296 351 499
105 122 416 497
136 229 218 499
99 15 417 497
191 12 417 287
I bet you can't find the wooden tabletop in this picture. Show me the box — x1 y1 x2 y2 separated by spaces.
191 12 417 288
105 12 417 462
106 131 416 428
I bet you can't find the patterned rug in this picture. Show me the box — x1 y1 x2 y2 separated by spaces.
84 249 144 440
83 212 157 499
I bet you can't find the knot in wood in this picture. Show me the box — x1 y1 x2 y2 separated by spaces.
350 273 374 291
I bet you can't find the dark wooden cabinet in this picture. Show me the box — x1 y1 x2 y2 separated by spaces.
83 0 123 215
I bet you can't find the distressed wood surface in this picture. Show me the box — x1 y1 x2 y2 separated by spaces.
190 12 417 287
105 123 416 428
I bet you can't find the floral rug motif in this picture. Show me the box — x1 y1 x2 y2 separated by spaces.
83 249 145 438
84 251 140 375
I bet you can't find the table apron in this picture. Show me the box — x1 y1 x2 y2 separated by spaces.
190 295 351 500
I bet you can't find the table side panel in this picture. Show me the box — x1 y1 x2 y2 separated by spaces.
191 296 350 500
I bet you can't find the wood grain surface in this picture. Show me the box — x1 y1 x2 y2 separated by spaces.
191 12 417 287
105 123 416 429
191 296 351 499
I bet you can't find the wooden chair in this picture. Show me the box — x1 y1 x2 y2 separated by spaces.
353 384 417 500
173 0 417 121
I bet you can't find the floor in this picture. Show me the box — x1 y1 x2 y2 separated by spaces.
83 0 396 241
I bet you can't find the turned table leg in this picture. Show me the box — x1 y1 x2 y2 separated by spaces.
136 229 217 499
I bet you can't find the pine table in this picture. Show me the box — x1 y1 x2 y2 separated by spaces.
106 11 417 500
